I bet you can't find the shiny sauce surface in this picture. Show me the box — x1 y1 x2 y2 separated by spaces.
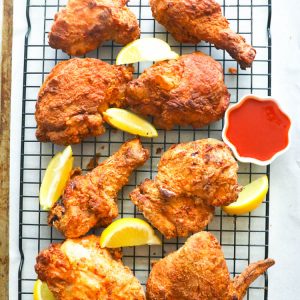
226 98 291 161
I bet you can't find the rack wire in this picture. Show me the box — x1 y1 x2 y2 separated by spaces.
18 0 272 299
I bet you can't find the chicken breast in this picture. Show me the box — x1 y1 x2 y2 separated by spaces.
130 139 241 238
150 0 256 69
35 58 133 145
126 52 230 130
146 232 275 300
49 139 149 238
49 0 140 56
35 235 145 300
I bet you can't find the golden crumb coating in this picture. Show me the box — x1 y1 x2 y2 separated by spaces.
35 58 133 145
146 232 275 300
49 0 140 56
49 139 149 238
35 235 145 300
130 139 241 239
126 52 230 130
150 0 256 69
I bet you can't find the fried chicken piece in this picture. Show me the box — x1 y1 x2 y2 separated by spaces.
146 232 275 300
49 139 149 238
35 58 133 145
49 0 140 56
126 52 230 130
150 0 256 69
35 235 145 300
130 139 240 238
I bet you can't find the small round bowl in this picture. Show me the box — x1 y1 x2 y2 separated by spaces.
222 95 291 166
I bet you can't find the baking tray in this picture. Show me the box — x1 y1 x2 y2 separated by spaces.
18 0 272 299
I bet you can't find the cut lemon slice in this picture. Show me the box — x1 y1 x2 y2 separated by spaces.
116 38 179 65
33 279 55 300
39 146 73 210
103 108 158 138
222 175 269 215
100 218 161 248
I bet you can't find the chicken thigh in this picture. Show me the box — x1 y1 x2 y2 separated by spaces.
130 139 241 238
150 0 256 68
35 235 145 300
49 0 140 56
126 52 230 130
147 232 275 300
35 58 133 145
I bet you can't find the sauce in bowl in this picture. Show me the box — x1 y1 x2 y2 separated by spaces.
223 95 291 164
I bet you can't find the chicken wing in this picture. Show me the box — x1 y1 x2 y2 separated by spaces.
35 58 133 145
146 232 275 300
49 0 140 56
35 235 145 300
150 0 256 69
49 139 149 238
130 139 241 238
126 52 230 130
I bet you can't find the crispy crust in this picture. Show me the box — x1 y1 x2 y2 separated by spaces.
126 52 230 130
49 139 149 238
49 0 140 56
35 58 133 145
150 0 256 68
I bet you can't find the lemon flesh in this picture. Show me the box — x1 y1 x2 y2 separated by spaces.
222 175 269 215
116 38 179 65
100 218 161 248
103 108 158 138
33 280 56 300
39 146 73 210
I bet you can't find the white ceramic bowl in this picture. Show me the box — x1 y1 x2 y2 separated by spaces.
222 95 291 166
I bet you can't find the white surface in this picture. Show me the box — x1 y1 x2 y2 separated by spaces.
8 0 300 299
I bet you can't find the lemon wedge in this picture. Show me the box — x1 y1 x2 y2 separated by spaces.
39 146 73 210
222 175 269 215
33 280 55 300
116 38 179 65
100 218 161 248
103 108 158 138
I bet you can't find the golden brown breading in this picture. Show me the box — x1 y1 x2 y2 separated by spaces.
35 235 146 300
49 0 140 56
35 58 133 145
126 52 230 130
130 179 214 239
130 139 240 239
150 0 256 69
146 232 275 300
49 139 149 238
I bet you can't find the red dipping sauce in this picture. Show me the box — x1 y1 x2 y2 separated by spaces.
224 96 291 162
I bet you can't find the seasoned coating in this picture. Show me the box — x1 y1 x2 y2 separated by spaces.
130 179 214 239
35 58 133 145
35 235 145 300
150 0 256 69
146 232 275 300
130 139 240 238
126 52 230 130
49 0 140 56
49 139 149 238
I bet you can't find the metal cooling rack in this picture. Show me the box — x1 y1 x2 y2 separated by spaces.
18 0 272 299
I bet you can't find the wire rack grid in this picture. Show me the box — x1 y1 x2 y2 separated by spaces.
18 0 272 299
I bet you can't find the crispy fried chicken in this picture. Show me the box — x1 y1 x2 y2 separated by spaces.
49 139 149 238
49 0 140 56
146 232 275 300
150 0 256 69
35 235 146 300
126 52 230 130
130 139 241 238
35 58 133 145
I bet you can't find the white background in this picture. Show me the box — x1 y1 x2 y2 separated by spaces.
8 0 300 298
